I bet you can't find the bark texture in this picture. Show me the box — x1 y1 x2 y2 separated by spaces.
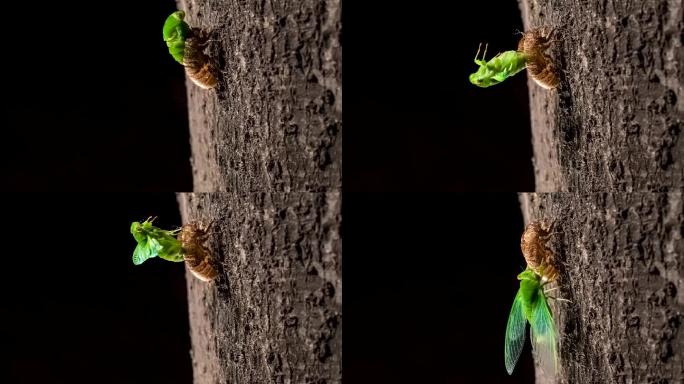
178 0 341 192
174 1 342 382
178 192 341 383
519 192 684 383
518 0 684 191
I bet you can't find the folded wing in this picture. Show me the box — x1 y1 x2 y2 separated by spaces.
530 293 558 377
504 289 527 375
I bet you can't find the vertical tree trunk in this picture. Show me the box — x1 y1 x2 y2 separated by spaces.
178 192 341 383
174 0 342 382
518 0 684 191
519 192 684 383
178 0 341 193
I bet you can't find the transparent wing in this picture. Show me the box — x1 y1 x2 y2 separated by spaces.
505 289 527 375
530 293 558 377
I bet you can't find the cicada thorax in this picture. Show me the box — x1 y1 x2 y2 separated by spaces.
520 221 558 282
182 29 218 89
178 222 218 282
517 27 559 89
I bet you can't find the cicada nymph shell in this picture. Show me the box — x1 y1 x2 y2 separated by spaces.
183 30 218 89
517 26 559 89
520 220 558 282
178 221 218 282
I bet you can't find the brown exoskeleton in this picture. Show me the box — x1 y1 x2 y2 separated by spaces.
520 220 558 282
517 27 559 89
183 29 218 89
178 221 218 281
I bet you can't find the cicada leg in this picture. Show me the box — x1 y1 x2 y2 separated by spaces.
546 296 572 304
201 219 216 235
474 42 490 65
474 43 482 64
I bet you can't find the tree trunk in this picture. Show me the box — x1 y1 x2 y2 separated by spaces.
519 192 684 383
178 0 342 192
178 192 341 383
517 0 684 191
174 0 342 382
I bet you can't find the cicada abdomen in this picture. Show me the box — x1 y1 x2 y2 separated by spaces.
183 31 218 89
520 220 558 282
178 221 218 282
517 27 559 89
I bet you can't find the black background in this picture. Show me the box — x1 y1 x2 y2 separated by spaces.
2 2 191 190
0 194 190 384
344 193 535 383
345 2 534 191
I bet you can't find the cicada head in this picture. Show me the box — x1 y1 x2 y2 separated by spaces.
130 218 155 243
517 268 538 282
469 67 500 88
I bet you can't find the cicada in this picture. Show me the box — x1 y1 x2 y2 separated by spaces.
130 217 183 265
469 27 559 89
504 268 558 376
163 10 218 89
469 43 527 88
177 221 218 282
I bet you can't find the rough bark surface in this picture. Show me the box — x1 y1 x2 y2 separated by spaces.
518 0 684 191
178 192 341 383
174 1 342 382
178 0 342 192
519 192 684 384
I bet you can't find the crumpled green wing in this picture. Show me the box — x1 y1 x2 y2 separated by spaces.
505 289 527 375
132 237 161 265
530 293 558 377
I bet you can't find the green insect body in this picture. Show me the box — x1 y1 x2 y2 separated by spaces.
163 11 190 64
505 268 558 377
130 218 183 265
469 43 528 88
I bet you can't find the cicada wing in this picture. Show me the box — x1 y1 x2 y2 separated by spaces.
132 237 161 265
505 289 527 375
530 293 558 377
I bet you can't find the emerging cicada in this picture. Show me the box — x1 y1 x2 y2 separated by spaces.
505 219 562 377
177 221 218 282
163 11 218 89
469 26 559 89
520 220 558 282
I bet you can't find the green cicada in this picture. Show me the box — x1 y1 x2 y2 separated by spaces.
505 268 558 376
470 27 559 89
163 10 218 89
130 217 183 265
469 43 527 88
